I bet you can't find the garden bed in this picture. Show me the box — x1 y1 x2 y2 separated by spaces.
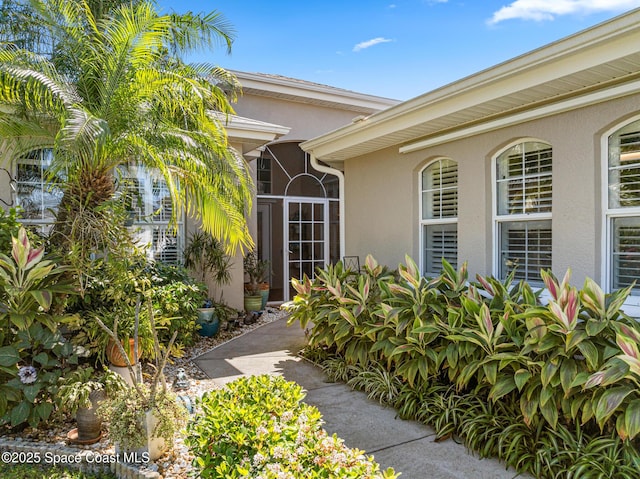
0 308 288 479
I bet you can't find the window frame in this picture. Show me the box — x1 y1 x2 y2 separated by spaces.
602 116 640 313
14 148 62 236
116 165 184 264
418 157 458 276
12 152 185 264
492 138 553 283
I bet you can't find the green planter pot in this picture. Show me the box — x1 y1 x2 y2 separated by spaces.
259 283 270 310
197 308 219 337
244 295 263 313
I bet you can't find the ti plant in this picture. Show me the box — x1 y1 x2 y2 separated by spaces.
0 227 78 428
287 254 640 477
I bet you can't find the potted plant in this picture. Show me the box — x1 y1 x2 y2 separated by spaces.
244 251 270 313
96 300 188 461
183 231 232 336
56 366 127 444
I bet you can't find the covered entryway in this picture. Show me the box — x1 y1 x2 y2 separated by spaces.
256 141 339 301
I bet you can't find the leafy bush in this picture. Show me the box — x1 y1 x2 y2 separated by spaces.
66 259 206 362
286 254 640 478
0 207 24 257
186 374 398 479
0 227 78 428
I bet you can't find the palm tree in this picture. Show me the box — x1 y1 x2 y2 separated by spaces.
0 0 253 257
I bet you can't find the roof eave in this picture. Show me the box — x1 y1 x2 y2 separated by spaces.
231 70 400 113
300 7 640 161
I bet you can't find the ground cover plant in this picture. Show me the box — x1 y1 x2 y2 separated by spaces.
186 374 399 479
286 255 640 478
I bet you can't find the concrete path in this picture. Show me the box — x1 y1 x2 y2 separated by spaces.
193 318 528 479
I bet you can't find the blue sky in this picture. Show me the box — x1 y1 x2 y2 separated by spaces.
157 0 640 101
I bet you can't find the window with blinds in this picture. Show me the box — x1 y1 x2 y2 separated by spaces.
118 166 183 265
499 220 552 281
496 142 552 215
424 224 458 274
15 149 63 235
608 120 640 293
420 159 458 275
495 141 552 282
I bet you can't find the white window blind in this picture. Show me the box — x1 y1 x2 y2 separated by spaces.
608 121 640 293
499 220 552 281
422 159 458 220
496 141 552 282
497 143 552 215
424 224 458 274
118 166 183 265
421 159 458 275
15 149 63 235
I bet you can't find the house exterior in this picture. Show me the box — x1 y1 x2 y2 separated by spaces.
229 72 398 302
0 72 397 309
300 8 640 315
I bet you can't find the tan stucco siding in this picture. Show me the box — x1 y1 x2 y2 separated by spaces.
234 94 367 141
0 171 11 210
344 146 415 268
343 93 640 285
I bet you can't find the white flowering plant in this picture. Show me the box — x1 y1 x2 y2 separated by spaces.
186 374 398 479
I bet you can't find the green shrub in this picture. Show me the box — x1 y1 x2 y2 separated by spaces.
286 254 640 478
0 227 78 428
0 207 24 257
186 374 399 479
66 259 206 362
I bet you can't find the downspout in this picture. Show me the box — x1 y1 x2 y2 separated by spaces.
309 154 345 260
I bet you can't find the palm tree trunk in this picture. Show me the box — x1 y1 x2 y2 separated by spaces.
50 166 116 252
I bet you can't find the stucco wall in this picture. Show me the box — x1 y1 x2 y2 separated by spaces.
233 94 366 141
344 93 640 287
0 172 11 211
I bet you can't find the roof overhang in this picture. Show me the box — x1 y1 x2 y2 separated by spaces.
214 112 291 158
300 8 640 167
231 70 400 115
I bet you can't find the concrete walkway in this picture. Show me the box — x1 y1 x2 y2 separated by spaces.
193 318 528 479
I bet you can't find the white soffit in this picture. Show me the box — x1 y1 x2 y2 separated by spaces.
213 113 291 155
231 71 400 114
300 8 640 163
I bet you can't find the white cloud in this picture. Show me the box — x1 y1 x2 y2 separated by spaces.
488 0 640 24
352 37 393 52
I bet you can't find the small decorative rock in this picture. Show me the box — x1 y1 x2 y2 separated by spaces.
172 368 190 390
0 308 289 479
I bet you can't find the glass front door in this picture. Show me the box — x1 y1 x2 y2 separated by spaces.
284 198 328 301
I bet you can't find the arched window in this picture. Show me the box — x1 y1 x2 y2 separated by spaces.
606 119 640 293
420 158 457 275
15 149 62 235
495 140 552 281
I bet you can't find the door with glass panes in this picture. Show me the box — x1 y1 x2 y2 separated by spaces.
284 198 329 301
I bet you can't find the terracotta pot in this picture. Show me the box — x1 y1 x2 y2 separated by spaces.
106 338 142 367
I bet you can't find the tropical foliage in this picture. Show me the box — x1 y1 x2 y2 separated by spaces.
0 227 77 428
186 374 398 479
287 255 640 478
0 0 253 257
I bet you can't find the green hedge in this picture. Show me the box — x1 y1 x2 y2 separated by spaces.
286 255 640 478
186 374 398 479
